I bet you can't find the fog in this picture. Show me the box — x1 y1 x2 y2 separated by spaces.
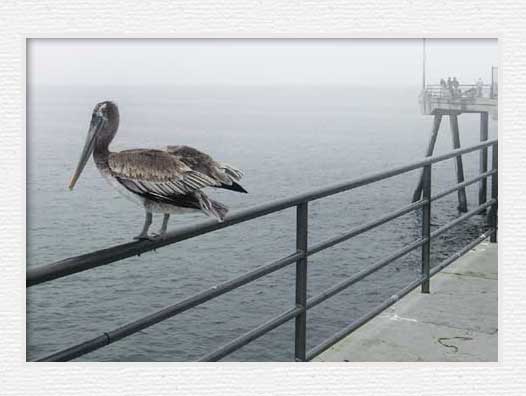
28 38 497 87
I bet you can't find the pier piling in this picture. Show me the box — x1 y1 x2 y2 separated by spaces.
412 114 442 202
449 113 468 212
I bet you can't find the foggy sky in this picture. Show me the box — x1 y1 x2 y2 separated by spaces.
28 38 498 87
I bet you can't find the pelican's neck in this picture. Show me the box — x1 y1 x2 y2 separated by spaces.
93 124 118 168
93 138 111 166
91 102 120 169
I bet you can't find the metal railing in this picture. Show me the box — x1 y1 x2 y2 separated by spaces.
422 84 495 100
27 139 498 362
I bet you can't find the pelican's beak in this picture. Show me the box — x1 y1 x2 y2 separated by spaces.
68 115 104 190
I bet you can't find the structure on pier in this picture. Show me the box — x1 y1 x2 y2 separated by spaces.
412 42 498 212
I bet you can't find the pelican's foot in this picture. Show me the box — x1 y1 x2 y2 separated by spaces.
151 231 167 239
133 234 155 241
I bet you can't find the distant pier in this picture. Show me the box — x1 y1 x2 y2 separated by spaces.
413 68 498 213
420 83 498 120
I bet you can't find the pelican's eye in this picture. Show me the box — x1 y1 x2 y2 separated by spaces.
96 104 109 121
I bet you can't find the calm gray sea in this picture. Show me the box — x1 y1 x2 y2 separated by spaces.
27 84 496 361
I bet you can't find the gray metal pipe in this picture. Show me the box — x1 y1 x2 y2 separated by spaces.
431 199 496 239
430 229 495 277
307 238 427 310
306 278 423 360
308 200 426 256
36 251 302 361
431 170 496 202
198 306 303 362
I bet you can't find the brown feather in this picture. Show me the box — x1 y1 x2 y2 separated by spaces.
108 149 220 199
166 145 243 186
109 150 190 182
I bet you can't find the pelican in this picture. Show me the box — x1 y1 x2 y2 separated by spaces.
68 101 247 240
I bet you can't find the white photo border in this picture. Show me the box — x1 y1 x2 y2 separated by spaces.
2 1 522 395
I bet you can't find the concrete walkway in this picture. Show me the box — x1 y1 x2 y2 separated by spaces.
315 241 498 362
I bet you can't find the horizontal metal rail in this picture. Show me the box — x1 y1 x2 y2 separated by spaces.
198 306 303 362
431 199 495 240
306 277 423 360
431 170 496 202
422 84 493 99
308 200 427 256
306 228 495 361
27 139 497 287
425 84 492 87
307 238 427 310
37 252 302 361
430 229 495 277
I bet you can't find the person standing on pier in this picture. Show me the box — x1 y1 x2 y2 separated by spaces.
447 77 453 97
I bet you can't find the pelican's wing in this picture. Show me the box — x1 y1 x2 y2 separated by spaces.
108 149 221 199
166 145 244 186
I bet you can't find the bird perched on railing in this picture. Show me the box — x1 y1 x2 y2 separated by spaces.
68 101 247 240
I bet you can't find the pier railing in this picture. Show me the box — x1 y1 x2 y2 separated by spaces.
27 139 498 362
422 84 495 100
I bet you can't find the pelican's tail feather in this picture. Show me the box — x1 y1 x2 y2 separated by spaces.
219 181 248 193
210 200 228 222
195 191 228 222
219 162 244 181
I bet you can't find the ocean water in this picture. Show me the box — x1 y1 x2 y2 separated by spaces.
26 84 496 361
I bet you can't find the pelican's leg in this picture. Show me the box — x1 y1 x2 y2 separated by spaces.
134 211 153 240
153 214 170 238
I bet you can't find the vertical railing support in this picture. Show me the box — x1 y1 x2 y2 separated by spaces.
490 143 498 242
295 202 308 361
421 164 432 293
479 112 489 213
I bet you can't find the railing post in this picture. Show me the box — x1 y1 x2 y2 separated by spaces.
489 143 498 242
421 164 432 293
295 202 308 361
479 112 489 213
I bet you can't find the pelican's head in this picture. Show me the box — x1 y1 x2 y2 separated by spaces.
68 101 119 190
